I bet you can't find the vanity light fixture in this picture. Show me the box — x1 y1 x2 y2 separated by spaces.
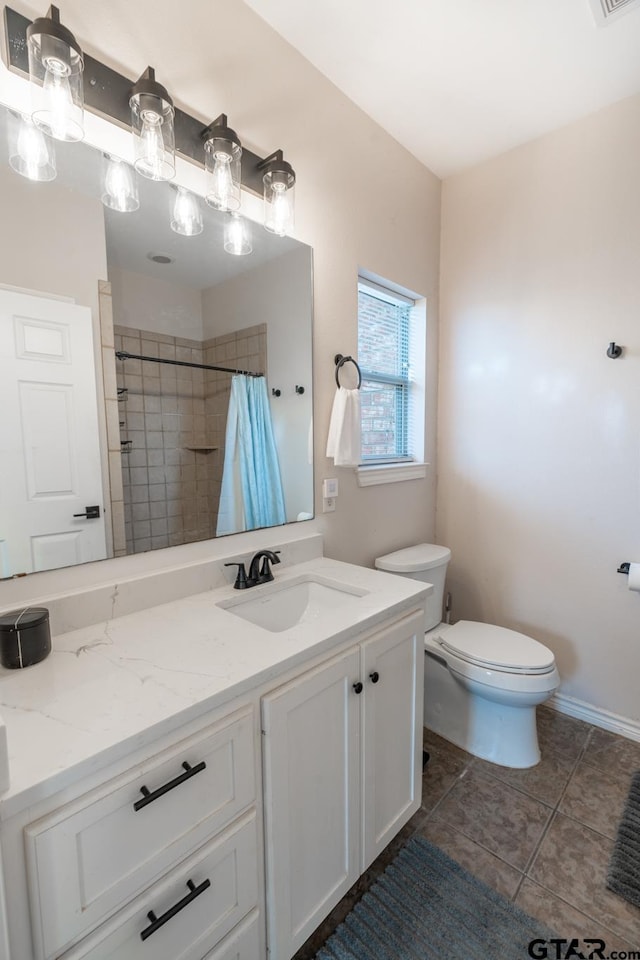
129 67 175 182
260 150 296 236
101 154 139 212
202 114 241 212
170 186 204 236
26 5 84 142
224 213 252 256
5 7 298 233
8 111 56 181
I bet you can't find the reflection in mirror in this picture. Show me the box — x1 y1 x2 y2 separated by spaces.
0 105 313 578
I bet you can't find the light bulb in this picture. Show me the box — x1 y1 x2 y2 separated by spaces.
102 157 139 212
270 183 291 237
9 114 56 182
137 110 166 180
224 214 252 256
42 58 75 140
204 133 241 211
211 154 233 208
171 187 203 236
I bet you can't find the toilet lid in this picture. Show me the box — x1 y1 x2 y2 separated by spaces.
440 621 555 674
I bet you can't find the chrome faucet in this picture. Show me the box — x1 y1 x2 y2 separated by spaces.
225 550 281 589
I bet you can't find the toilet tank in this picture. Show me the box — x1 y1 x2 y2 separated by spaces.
375 544 451 632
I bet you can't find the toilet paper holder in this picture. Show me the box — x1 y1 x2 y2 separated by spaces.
617 562 631 574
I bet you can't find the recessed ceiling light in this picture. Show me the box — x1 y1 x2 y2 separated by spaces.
147 252 174 264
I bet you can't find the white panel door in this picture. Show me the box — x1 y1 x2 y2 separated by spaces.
0 289 107 575
262 648 361 960
361 612 423 871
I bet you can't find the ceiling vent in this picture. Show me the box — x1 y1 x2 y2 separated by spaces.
589 0 640 24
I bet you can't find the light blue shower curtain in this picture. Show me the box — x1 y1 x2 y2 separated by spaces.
216 375 287 536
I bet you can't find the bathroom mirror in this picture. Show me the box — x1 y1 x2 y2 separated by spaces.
0 104 313 578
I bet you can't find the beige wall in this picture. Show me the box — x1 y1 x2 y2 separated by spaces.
0 0 440 612
438 94 640 723
109 266 204 341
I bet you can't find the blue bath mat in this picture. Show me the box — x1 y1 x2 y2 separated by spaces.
314 835 555 959
607 770 640 908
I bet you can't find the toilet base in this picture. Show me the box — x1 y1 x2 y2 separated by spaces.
424 652 543 768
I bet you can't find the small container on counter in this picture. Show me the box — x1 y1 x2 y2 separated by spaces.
0 607 51 669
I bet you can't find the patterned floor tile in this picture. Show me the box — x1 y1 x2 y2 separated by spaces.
472 747 576 807
419 815 523 899
583 727 640 779
528 812 640 945
434 767 552 870
558 759 633 839
421 729 471 813
536 707 591 762
516 879 640 952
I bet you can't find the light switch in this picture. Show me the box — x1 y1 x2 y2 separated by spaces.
322 478 339 498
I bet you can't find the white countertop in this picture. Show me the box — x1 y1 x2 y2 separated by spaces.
0 558 428 819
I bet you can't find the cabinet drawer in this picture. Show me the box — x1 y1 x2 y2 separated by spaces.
61 812 259 960
26 707 255 960
202 909 261 960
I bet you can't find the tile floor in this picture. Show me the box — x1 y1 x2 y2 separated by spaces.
295 706 640 958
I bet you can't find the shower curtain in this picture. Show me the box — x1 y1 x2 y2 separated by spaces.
216 375 287 536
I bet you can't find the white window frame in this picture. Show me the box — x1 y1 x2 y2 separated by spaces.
356 275 426 486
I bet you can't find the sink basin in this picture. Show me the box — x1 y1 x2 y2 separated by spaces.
217 574 368 633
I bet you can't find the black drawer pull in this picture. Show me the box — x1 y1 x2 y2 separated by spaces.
140 878 211 941
133 760 206 812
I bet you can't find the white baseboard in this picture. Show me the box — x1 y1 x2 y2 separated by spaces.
548 691 640 743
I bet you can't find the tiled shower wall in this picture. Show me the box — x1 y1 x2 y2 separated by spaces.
114 323 266 554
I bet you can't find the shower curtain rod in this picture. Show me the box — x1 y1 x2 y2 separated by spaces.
115 350 263 378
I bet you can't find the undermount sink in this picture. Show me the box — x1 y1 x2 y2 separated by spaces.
217 574 368 633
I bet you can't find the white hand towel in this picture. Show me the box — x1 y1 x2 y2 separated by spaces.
326 387 361 466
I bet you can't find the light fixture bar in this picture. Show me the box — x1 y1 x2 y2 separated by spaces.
3 6 271 196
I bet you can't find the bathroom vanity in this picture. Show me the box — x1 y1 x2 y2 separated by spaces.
0 534 429 960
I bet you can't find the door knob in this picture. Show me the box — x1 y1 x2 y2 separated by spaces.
73 505 101 519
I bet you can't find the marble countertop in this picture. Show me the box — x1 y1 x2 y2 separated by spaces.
0 558 428 819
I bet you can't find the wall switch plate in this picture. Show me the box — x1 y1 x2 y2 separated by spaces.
322 478 339 498
323 497 336 513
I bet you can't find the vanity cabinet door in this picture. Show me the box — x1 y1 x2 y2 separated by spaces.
360 612 424 871
262 647 361 960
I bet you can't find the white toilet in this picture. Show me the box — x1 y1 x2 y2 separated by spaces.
375 544 560 768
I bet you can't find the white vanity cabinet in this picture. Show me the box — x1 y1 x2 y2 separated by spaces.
4 705 263 960
261 609 424 960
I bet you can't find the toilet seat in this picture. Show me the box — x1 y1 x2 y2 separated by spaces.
439 620 555 675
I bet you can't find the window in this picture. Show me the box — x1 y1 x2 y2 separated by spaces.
357 276 425 481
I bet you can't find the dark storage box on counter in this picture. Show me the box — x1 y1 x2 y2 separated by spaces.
0 607 51 669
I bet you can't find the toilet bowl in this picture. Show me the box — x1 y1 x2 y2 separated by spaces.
375 544 560 768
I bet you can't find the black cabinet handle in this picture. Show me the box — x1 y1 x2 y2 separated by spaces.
369 671 380 684
352 682 363 694
134 760 206 812
140 878 211 941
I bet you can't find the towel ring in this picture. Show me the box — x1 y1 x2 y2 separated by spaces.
334 354 362 389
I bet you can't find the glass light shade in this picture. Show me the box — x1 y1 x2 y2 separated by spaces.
8 112 56 181
263 169 295 236
224 214 252 256
101 155 139 212
204 138 241 211
27 14 84 142
171 187 203 236
130 89 175 182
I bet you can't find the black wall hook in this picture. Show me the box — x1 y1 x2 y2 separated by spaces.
607 342 623 359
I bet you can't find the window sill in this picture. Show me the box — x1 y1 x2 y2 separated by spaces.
356 462 428 487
